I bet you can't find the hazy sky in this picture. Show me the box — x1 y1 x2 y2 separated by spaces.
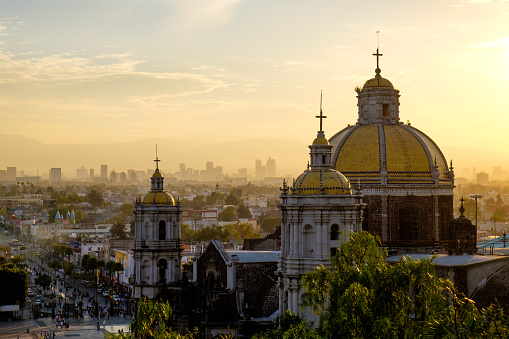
0 1 508 165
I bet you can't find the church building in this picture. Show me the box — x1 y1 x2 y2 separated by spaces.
329 49 455 252
132 155 183 299
276 103 365 323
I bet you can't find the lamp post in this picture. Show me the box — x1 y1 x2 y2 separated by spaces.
469 194 483 230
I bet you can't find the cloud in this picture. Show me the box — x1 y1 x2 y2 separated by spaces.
166 0 245 33
272 61 325 70
469 36 509 48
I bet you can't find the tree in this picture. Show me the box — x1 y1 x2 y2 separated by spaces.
237 204 252 218
86 188 104 208
261 217 279 233
110 218 128 239
225 192 239 205
35 273 52 291
300 231 509 338
0 265 28 308
118 203 134 216
493 207 508 222
218 206 237 222
224 223 258 244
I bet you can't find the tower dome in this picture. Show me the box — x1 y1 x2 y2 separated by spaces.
330 48 454 186
140 154 175 206
292 96 352 195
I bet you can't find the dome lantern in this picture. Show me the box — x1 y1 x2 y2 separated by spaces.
356 48 401 125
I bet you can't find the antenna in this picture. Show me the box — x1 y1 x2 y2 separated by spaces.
376 31 380 49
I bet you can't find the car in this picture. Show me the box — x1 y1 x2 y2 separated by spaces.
27 290 35 297
112 295 120 303
58 268 64 273
102 291 109 298
97 288 103 293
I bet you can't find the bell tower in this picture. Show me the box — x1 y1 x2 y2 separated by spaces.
132 152 182 299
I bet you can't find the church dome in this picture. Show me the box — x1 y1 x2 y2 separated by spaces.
362 76 394 90
329 124 453 185
141 191 175 205
312 135 329 145
293 169 351 195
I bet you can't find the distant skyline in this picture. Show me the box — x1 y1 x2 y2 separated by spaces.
0 1 508 174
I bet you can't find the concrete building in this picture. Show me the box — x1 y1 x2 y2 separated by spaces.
49 168 62 183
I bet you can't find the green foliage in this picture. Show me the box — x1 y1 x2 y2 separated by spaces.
224 223 258 244
493 207 507 222
86 187 104 207
35 273 52 290
0 264 28 307
237 204 252 218
225 191 239 205
218 206 236 222
110 217 128 239
298 231 509 339
261 217 280 233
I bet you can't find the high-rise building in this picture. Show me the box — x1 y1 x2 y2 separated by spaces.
49 168 62 184
0 170 6 181
128 169 137 183
110 170 117 183
255 159 266 178
101 165 108 178
119 172 127 184
238 168 248 177
90 168 95 180
477 172 489 185
76 166 88 179
6 167 16 181
266 157 276 177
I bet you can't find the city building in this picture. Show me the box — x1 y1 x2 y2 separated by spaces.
49 168 62 184
101 165 108 178
266 157 276 177
132 157 182 299
6 167 16 181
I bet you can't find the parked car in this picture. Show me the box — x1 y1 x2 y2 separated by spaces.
112 295 121 303
102 291 109 298
97 288 103 293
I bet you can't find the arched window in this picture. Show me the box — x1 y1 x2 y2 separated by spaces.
158 220 166 240
157 258 167 283
304 225 315 258
399 207 422 244
322 155 326 165
330 224 339 240
142 260 150 283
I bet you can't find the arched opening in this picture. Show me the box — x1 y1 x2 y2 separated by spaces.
304 225 315 258
158 220 166 240
322 155 326 165
142 260 150 283
330 224 339 240
399 207 422 244
283 290 289 313
157 259 167 283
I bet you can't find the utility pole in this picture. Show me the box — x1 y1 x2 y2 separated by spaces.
469 194 483 231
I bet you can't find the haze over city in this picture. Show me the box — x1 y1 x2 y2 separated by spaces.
0 0 508 176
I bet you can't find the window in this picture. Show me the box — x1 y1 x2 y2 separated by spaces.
330 224 339 240
383 104 389 117
158 220 166 240
157 259 167 283
304 225 315 258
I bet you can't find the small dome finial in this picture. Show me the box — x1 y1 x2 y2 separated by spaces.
459 197 465 216
372 47 383 78
315 91 327 133
154 144 161 171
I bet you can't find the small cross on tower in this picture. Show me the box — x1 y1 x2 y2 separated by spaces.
154 145 161 170
316 91 327 132
372 48 383 69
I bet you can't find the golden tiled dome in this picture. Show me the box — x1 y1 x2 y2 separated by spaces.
293 169 351 195
312 136 329 145
330 124 452 185
152 171 162 178
141 191 175 205
363 77 394 90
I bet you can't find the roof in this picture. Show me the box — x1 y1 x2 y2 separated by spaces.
293 169 351 195
330 124 452 185
141 191 175 205
386 254 509 267
362 76 394 90
227 250 279 263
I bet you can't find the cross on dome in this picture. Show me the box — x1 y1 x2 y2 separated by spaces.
154 145 161 170
315 91 327 132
